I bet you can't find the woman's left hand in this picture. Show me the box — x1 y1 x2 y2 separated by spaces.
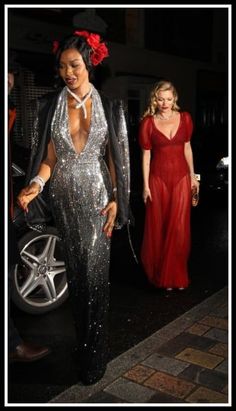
191 175 200 194
101 201 118 238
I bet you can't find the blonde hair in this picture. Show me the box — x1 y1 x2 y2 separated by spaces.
141 80 180 119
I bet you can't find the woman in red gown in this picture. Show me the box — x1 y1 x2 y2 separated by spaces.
139 80 199 291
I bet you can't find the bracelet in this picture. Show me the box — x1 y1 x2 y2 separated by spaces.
190 173 201 182
30 175 45 193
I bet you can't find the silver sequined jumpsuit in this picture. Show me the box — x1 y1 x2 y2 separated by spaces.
49 85 112 383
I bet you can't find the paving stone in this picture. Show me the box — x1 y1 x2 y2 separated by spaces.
148 391 186 403
212 303 228 318
199 315 228 330
104 378 156 403
124 364 155 383
186 386 228 403
82 391 127 403
222 384 228 394
178 363 202 380
142 353 189 376
176 348 224 369
180 364 228 391
215 359 228 374
144 371 195 399
186 323 211 336
151 317 193 341
204 328 228 343
156 332 215 357
208 342 228 357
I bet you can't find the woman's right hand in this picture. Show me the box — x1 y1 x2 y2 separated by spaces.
143 187 152 204
17 183 40 213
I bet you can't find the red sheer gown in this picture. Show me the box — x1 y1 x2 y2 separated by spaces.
139 112 193 289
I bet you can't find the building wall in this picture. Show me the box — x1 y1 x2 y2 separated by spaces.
7 8 229 148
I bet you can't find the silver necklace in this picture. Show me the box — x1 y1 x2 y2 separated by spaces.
157 111 173 120
66 87 92 119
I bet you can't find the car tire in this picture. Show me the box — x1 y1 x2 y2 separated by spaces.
11 226 69 314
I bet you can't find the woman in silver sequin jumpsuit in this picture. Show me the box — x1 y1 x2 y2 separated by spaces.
17 31 130 385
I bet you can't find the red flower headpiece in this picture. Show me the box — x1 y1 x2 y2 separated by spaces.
73 30 109 66
52 40 60 54
52 31 109 66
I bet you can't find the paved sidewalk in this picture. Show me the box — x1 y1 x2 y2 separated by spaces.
50 287 230 405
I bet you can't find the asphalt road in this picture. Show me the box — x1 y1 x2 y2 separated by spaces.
7 189 228 404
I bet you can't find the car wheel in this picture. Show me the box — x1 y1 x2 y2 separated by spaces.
12 226 68 314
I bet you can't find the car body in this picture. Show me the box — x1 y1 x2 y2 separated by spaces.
199 155 228 195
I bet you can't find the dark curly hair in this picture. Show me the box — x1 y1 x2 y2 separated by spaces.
53 34 94 86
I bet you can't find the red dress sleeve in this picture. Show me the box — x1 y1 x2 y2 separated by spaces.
138 116 152 150
183 112 193 142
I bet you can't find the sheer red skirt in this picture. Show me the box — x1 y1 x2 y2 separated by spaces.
141 173 191 288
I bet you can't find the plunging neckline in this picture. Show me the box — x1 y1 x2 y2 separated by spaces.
152 112 182 141
67 90 93 155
